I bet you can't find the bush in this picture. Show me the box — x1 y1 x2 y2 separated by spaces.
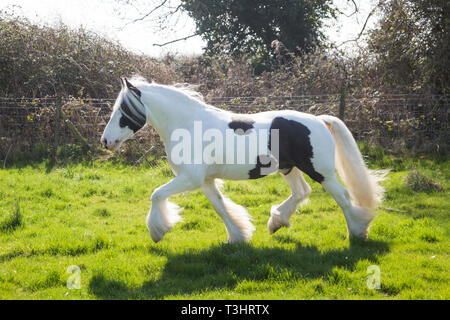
0 12 177 98
405 167 444 193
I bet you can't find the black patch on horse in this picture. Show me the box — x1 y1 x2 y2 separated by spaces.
119 99 146 133
268 117 324 183
279 167 293 176
228 117 255 134
248 155 278 179
119 113 141 133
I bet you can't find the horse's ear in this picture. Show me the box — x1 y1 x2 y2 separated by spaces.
120 77 126 89
124 78 134 89
123 77 141 97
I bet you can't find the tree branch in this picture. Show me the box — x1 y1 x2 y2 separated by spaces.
122 0 168 28
335 0 359 18
337 4 378 47
153 33 200 47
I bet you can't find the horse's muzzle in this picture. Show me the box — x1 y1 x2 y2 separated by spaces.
100 137 120 150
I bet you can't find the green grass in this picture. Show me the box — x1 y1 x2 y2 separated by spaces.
0 156 448 300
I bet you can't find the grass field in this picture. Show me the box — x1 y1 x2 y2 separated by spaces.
0 153 448 299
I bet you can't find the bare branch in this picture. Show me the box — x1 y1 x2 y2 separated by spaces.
337 4 379 47
349 0 359 15
166 3 183 15
122 0 169 28
335 0 359 18
153 33 200 47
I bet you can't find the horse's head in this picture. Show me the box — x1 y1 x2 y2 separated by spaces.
101 78 147 150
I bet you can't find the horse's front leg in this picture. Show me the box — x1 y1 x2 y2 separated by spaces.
147 174 202 242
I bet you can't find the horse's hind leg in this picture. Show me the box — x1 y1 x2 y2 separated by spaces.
201 179 255 243
321 174 374 238
268 167 312 234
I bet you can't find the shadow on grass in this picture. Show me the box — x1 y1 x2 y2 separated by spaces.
88 237 389 299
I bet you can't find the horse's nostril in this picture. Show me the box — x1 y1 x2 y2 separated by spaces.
102 138 108 148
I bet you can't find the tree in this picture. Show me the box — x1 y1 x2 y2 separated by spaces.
181 0 335 57
368 0 450 93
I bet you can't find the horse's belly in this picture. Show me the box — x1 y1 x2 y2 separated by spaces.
207 161 279 180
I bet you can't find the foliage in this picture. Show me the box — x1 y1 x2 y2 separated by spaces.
368 0 450 93
1 7 447 97
181 0 334 60
0 11 177 98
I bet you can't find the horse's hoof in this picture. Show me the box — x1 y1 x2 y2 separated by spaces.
268 215 290 235
150 230 164 243
270 224 281 234
147 222 167 243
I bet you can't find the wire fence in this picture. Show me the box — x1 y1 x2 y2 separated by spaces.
0 93 449 160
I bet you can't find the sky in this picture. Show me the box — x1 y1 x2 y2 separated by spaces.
0 0 381 57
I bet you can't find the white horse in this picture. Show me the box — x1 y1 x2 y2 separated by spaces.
101 77 385 243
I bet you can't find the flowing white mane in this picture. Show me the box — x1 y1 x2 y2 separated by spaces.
128 76 225 113
129 76 205 102
172 83 205 102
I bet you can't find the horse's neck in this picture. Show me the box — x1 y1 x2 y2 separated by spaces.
141 87 205 144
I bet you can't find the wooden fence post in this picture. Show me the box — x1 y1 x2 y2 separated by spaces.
339 86 346 120
52 97 62 162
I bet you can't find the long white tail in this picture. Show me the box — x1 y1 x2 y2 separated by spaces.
319 115 386 211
